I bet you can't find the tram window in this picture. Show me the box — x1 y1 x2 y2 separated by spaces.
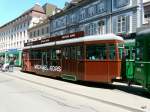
125 49 130 59
50 49 61 60
62 47 70 59
118 43 124 60
86 45 107 60
136 47 143 61
109 44 116 60
131 49 135 60
136 41 143 61
50 49 56 60
77 46 84 60
70 47 76 60
30 51 41 59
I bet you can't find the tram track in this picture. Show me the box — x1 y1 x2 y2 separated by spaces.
3 71 145 112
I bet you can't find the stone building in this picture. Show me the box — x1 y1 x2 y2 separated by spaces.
49 0 143 40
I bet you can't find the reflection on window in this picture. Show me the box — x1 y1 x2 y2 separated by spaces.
109 44 116 60
86 45 107 60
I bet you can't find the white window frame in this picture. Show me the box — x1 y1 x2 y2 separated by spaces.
117 15 127 33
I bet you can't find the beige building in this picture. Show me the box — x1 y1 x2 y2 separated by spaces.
0 3 58 52
0 3 46 51
28 17 50 41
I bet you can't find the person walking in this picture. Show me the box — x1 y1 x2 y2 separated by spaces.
0 57 4 71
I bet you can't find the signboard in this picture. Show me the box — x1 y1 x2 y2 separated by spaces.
24 31 84 47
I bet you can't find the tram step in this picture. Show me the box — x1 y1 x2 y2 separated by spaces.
61 74 76 81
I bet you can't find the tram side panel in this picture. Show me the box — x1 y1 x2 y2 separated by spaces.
85 42 122 83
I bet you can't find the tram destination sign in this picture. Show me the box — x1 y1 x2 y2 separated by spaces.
24 31 84 47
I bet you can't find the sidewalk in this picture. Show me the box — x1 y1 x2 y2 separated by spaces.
2 67 150 112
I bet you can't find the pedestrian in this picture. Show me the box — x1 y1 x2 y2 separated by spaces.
0 57 4 71
9 58 15 72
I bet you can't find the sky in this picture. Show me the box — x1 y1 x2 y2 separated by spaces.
0 0 68 26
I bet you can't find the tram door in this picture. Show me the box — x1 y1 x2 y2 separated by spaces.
62 46 84 81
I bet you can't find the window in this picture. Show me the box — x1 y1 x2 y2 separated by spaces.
97 1 105 13
30 51 41 59
46 27 49 33
33 31 36 37
49 49 61 66
24 31 26 37
62 47 70 59
108 44 116 60
42 28 44 35
79 9 86 20
86 45 107 60
70 14 76 24
30 32 32 38
76 46 84 60
88 6 95 17
37 30 40 36
114 0 129 8
136 41 144 61
85 23 97 35
50 49 61 60
117 15 130 33
70 47 76 60
98 20 105 34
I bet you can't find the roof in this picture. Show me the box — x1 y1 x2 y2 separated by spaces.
56 34 124 45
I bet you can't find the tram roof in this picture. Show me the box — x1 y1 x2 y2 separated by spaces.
56 34 123 45
125 39 135 44
24 34 123 49
137 25 150 35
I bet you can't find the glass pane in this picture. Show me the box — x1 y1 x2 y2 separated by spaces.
77 46 84 60
118 43 124 60
109 44 116 60
136 41 144 61
136 47 143 61
86 45 107 60
70 47 76 60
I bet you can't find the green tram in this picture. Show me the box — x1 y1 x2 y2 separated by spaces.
123 39 135 83
134 28 150 92
1 49 22 67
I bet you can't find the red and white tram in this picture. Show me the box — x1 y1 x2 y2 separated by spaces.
22 32 124 83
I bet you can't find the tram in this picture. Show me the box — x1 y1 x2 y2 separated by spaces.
122 39 135 83
22 32 124 83
134 26 150 91
6 50 22 66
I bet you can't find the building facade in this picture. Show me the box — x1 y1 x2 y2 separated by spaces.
28 17 50 41
0 4 47 66
49 0 143 40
